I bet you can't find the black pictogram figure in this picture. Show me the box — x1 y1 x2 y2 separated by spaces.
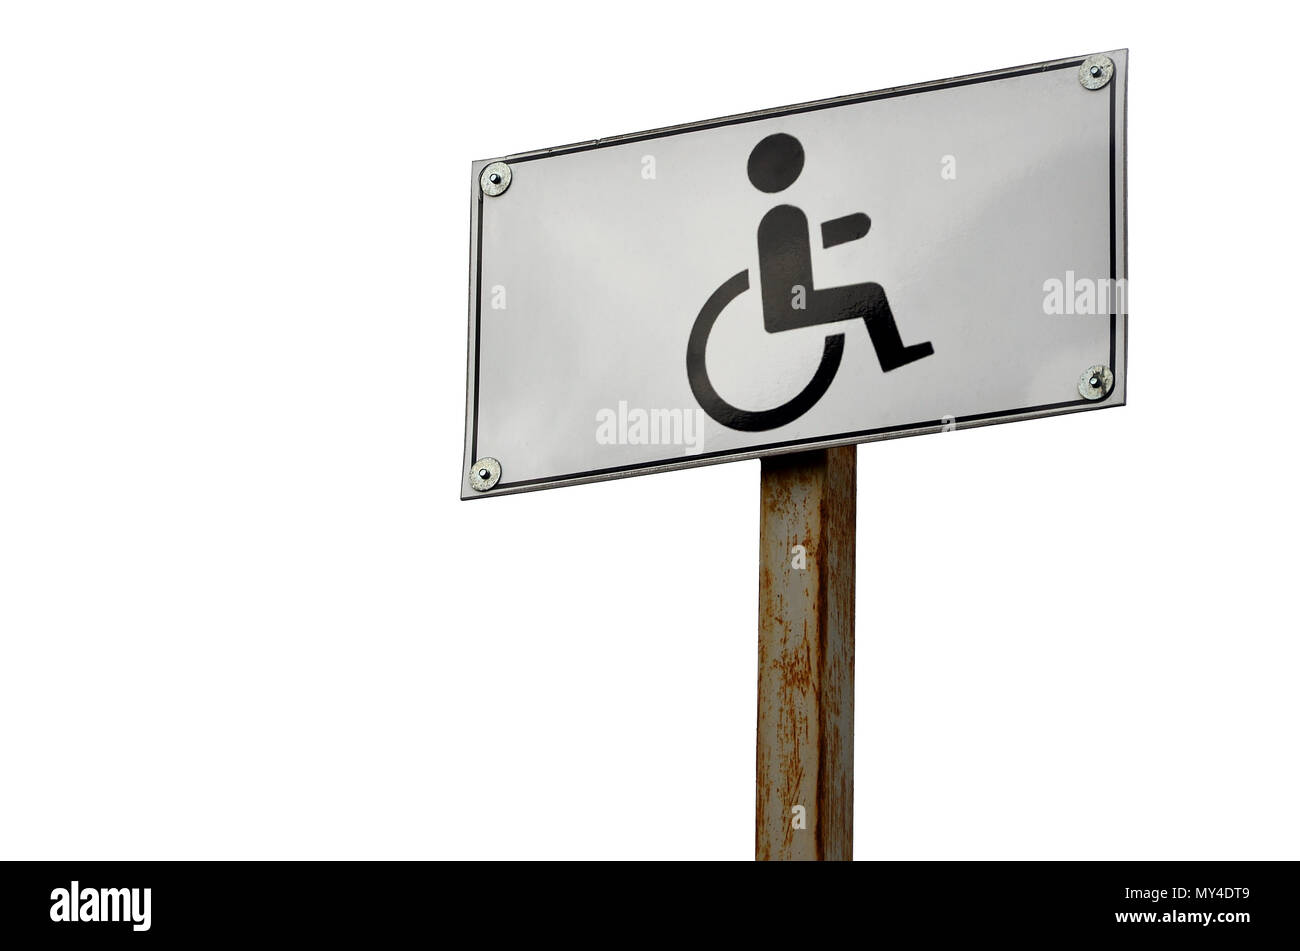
687 133 934 432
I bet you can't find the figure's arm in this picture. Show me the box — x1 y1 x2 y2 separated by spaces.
821 213 871 248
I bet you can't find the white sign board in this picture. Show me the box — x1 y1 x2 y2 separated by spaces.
463 51 1128 498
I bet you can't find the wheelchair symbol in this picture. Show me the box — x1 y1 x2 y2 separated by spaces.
686 133 935 432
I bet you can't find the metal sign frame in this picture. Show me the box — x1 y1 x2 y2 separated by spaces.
462 50 1128 499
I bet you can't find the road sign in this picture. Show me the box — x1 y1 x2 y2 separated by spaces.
463 51 1128 498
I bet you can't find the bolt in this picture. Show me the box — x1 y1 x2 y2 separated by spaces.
478 468 490 479
1090 65 1102 77
489 173 501 185
1089 375 1100 388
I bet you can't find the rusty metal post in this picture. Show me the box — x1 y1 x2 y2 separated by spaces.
756 446 855 861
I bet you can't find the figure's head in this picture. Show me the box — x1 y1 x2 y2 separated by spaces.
747 133 804 193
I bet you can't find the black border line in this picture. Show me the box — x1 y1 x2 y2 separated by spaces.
472 193 484 463
472 57 1120 493
1109 76 1118 371
506 61 1077 162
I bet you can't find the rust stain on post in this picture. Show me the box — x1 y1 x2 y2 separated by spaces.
757 446 855 861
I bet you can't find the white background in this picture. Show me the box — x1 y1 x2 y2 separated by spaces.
1 2 1295 860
